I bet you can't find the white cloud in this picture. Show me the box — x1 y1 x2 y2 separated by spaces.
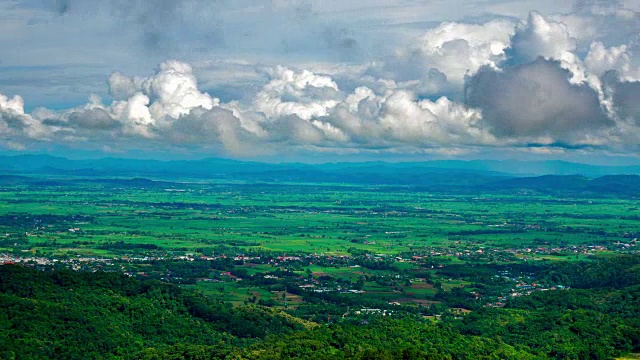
108 72 144 100
509 12 576 62
253 66 341 121
585 42 640 81
83 60 221 138
0 93 52 146
0 94 26 115
368 19 515 94
413 20 515 85
109 61 219 124
585 42 631 77
324 86 491 148
109 93 154 137
554 5 640 50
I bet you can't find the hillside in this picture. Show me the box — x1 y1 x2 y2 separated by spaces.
2 258 639 359
486 174 640 195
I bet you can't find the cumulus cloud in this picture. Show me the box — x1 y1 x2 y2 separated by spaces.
253 66 341 121
505 11 599 87
508 12 577 63
0 60 226 150
0 94 25 115
411 20 515 84
585 42 640 80
465 59 613 144
0 94 51 146
557 2 640 49
323 86 491 149
0 95 28 138
143 61 219 119
606 75 640 125
80 60 221 138
0 61 495 154
108 72 144 100
164 106 252 154
368 20 515 94
67 108 121 131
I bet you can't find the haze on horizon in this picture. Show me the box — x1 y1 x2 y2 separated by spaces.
1 0 640 163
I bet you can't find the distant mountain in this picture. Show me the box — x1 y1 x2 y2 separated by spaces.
0 155 504 181
488 175 591 191
588 175 640 194
395 160 640 177
485 174 640 195
0 155 291 178
3 155 639 176
0 174 32 184
0 155 638 194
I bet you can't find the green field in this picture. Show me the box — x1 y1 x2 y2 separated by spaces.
1 179 638 257
1 176 637 311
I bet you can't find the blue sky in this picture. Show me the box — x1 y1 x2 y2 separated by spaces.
1 0 639 162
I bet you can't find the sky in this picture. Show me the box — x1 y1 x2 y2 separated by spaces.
1 0 640 162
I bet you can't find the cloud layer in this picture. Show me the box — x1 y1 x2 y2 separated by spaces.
1 3 640 157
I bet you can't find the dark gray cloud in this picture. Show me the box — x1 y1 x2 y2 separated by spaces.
263 115 325 145
321 26 360 60
40 118 66 127
166 107 229 144
573 0 623 14
68 108 121 130
608 76 640 124
52 0 70 14
0 112 28 132
164 106 264 155
48 0 224 52
465 58 614 141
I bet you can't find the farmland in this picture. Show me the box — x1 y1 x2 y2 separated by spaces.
1 174 638 309
3 178 639 254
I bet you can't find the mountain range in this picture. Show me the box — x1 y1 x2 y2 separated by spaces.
1 155 639 195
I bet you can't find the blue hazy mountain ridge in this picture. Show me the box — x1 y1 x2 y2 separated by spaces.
0 155 639 194
2 154 640 176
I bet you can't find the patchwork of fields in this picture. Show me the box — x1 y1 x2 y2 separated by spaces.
2 178 638 255
1 177 638 312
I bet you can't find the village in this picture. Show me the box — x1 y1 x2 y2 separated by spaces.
2 238 631 317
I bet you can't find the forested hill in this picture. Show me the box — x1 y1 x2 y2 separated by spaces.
2 257 640 359
0 264 527 359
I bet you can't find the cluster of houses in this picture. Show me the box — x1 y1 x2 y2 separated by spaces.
483 271 569 308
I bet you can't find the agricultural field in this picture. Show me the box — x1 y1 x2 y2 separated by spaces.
0 176 638 311
1 178 638 256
